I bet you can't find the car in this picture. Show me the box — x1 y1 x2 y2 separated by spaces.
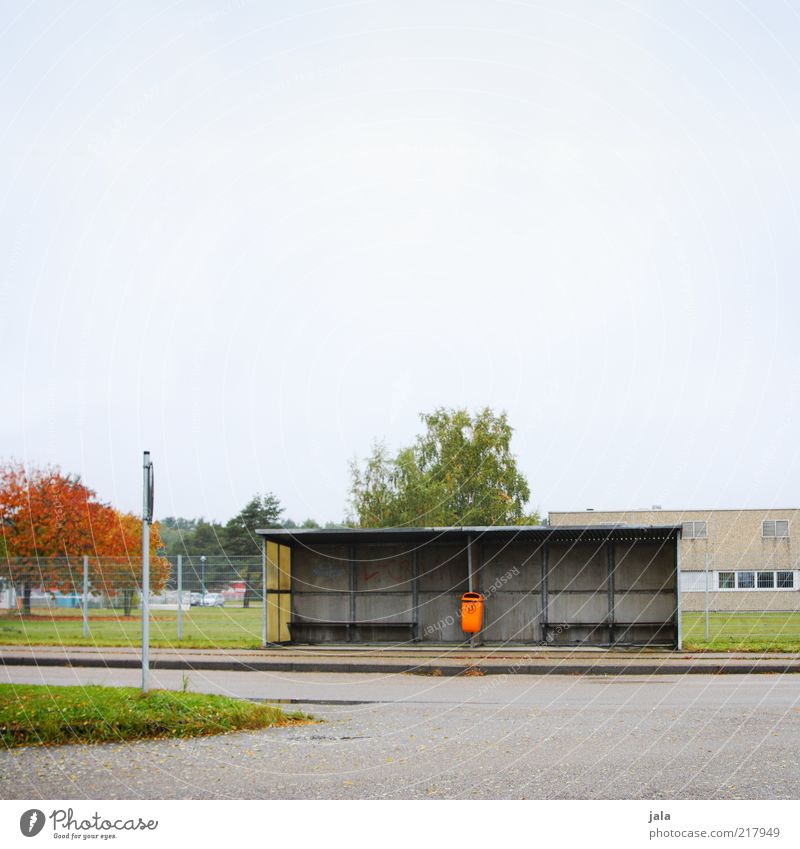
189 592 203 607
200 592 225 607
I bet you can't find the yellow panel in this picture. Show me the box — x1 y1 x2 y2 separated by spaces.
266 541 280 591
264 544 291 643
279 592 291 642
266 592 281 643
278 544 291 591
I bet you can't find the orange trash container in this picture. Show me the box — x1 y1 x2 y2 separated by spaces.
461 592 484 634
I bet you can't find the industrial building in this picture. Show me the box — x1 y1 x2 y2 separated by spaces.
257 525 681 647
549 508 800 613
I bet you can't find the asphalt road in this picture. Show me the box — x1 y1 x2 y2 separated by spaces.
2 666 799 799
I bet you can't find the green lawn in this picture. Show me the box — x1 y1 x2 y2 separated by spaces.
0 684 311 747
682 611 800 652
3 607 800 652
0 606 265 649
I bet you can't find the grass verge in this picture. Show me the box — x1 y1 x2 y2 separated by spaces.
4 609 800 653
682 612 800 652
0 684 312 748
0 607 265 649
684 640 800 652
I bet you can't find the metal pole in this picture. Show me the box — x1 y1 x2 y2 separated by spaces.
82 555 89 639
467 534 474 648
349 543 356 642
142 451 151 693
705 553 710 643
411 548 419 642
676 532 683 651
542 543 549 643
606 541 615 645
177 554 183 641
261 539 267 647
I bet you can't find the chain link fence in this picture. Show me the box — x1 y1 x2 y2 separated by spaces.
2 556 799 648
0 556 266 645
0 556 265 608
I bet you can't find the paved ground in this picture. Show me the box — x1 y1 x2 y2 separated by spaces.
4 644 800 675
2 666 799 799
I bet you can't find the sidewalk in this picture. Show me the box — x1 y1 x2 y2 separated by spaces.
3 644 800 675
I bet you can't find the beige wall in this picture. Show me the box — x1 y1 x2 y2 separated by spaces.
681 590 798 612
550 509 800 612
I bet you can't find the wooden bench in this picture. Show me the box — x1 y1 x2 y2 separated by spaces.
288 620 417 644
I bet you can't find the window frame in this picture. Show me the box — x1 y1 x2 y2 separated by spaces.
717 571 735 590
714 569 798 591
682 520 708 540
762 519 790 539
757 571 775 589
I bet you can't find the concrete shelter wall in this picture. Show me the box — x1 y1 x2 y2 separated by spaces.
288 537 676 645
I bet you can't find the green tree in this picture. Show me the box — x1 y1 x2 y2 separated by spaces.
223 494 283 555
157 517 198 556
182 519 226 556
223 494 283 607
349 407 540 527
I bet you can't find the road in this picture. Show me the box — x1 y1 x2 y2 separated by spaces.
2 665 799 799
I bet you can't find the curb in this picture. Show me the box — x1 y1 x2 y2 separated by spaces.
3 655 800 676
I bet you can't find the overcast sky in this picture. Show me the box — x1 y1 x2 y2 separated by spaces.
2 0 799 524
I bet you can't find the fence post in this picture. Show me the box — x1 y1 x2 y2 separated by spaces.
705 553 710 642
177 554 183 641
82 555 89 638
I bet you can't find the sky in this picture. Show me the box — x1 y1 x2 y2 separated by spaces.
2 0 800 524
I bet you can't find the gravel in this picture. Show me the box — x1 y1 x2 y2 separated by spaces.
2 672 798 799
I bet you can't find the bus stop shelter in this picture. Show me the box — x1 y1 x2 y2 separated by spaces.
256 525 682 647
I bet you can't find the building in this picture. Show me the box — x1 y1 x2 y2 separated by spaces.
549 509 800 612
256 525 681 647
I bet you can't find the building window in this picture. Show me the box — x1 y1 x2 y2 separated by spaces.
718 571 735 589
763 519 789 538
682 521 708 539
714 570 796 591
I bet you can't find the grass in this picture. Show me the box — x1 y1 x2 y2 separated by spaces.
0 606 265 649
0 683 311 747
3 607 800 653
683 611 800 652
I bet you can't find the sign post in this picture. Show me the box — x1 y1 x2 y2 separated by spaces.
82 555 89 638
177 554 183 641
142 451 154 692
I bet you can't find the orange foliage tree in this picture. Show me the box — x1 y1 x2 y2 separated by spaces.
0 462 169 615
91 510 171 615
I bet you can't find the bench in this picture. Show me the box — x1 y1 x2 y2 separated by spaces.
544 621 673 644
288 620 417 644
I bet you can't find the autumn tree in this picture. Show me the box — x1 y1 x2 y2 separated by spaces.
0 462 168 615
349 407 540 527
1 463 105 613
91 511 170 616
